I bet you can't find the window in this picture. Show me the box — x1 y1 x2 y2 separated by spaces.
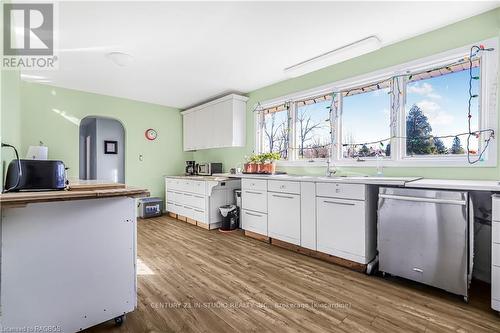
255 39 497 167
295 97 331 160
261 105 289 159
341 82 391 159
405 60 480 157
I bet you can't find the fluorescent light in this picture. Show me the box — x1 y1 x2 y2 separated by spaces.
106 51 134 67
284 36 382 78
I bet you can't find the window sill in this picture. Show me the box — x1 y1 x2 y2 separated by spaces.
276 158 496 168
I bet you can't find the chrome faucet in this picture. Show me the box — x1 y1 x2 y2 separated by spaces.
325 159 336 177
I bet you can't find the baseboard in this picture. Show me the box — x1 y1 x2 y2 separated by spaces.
244 230 270 243
271 238 367 273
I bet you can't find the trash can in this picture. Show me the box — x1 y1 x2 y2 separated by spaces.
219 204 238 231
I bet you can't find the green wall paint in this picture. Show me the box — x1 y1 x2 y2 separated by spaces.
19 82 193 197
194 8 500 180
1 71 22 189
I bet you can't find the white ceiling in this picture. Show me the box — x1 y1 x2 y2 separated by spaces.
22 1 500 109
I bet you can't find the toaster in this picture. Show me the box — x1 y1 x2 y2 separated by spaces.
5 159 67 191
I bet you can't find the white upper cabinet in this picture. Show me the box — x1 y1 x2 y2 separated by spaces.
182 94 248 151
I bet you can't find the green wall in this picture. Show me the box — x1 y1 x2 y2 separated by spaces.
0 70 22 189
19 82 192 197
194 8 500 180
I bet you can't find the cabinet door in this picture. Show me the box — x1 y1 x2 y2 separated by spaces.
183 112 195 151
316 197 366 263
301 182 316 250
268 192 300 245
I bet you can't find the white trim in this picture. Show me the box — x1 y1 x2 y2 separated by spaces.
256 38 498 168
182 93 248 114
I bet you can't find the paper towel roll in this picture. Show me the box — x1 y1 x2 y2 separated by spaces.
26 146 48 160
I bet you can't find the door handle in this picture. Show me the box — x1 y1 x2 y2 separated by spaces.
379 194 466 205
413 268 423 273
245 190 263 195
272 194 294 199
323 200 355 206
245 211 262 217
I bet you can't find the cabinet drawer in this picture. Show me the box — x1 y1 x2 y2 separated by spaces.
493 243 500 267
316 182 365 200
166 178 181 191
181 193 205 210
192 207 206 223
192 180 206 195
242 179 267 191
183 205 194 220
493 266 500 301
167 191 180 203
241 209 267 235
268 180 300 194
173 203 184 216
166 202 176 214
242 189 267 213
179 179 194 193
494 222 500 244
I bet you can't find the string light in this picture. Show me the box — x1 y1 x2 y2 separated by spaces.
258 45 495 162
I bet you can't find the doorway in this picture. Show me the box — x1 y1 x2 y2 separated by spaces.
79 116 125 183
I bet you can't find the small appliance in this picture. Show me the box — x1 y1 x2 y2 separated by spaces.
185 161 196 175
197 162 222 176
5 159 67 191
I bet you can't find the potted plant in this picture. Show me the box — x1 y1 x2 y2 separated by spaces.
256 152 280 174
244 154 259 173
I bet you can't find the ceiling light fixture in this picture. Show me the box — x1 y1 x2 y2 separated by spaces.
284 36 382 78
106 51 134 67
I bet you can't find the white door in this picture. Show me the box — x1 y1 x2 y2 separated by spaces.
268 192 300 245
316 197 366 263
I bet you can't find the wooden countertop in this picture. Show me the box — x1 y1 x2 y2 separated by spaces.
0 186 149 207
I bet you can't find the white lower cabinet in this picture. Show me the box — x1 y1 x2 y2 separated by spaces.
241 209 267 235
165 177 240 229
268 192 300 245
317 197 366 262
300 182 316 250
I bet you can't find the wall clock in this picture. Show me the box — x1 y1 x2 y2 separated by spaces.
145 128 157 141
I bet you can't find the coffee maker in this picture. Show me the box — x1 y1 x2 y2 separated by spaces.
185 161 196 175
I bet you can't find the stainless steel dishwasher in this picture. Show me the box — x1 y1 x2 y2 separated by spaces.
378 187 473 300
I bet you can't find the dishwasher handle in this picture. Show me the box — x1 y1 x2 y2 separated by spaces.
379 194 466 206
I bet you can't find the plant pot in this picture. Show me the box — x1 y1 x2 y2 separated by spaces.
256 163 265 173
244 163 258 173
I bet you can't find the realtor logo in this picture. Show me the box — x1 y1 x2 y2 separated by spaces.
2 3 57 69
4 3 53 55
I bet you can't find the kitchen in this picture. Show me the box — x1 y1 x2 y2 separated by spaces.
2 1 500 332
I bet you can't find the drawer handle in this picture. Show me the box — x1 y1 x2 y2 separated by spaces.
413 268 423 273
245 190 263 195
194 195 204 199
194 209 204 213
280 185 286 189
272 194 294 199
245 211 262 217
324 200 355 206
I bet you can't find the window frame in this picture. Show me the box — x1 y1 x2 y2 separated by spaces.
254 38 498 167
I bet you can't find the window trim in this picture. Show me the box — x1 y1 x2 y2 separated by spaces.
255 38 498 167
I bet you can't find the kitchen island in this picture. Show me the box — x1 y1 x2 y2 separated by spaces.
0 184 149 332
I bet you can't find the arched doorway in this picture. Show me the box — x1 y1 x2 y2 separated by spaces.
79 116 125 183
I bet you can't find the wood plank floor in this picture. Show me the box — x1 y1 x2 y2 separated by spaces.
87 216 500 333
